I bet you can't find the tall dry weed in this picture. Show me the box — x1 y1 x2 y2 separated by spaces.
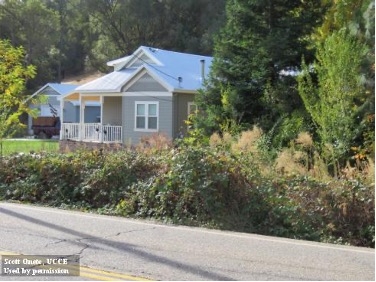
309 152 331 181
136 133 172 154
231 126 263 154
209 132 222 148
275 148 307 175
295 132 313 149
209 132 233 149
341 158 375 186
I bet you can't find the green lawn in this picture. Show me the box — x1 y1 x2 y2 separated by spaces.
0 139 59 156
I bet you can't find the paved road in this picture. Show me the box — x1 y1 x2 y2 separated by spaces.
0 202 374 281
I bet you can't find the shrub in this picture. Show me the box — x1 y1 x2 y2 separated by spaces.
116 146 266 231
80 150 161 208
0 149 162 208
260 176 375 246
0 143 374 247
0 153 83 204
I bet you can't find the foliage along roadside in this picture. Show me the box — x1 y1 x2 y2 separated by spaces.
0 145 374 248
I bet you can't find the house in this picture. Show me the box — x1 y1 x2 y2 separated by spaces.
27 83 100 136
60 46 213 145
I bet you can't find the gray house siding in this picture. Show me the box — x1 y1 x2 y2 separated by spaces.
122 95 173 145
126 73 167 92
65 103 100 123
47 95 59 106
103 96 122 125
173 93 195 138
31 95 60 116
42 86 60 96
63 101 78 122
84 106 100 123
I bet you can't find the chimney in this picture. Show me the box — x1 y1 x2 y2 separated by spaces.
200 59 205 83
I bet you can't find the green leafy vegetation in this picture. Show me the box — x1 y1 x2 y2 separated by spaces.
0 39 38 149
0 137 374 247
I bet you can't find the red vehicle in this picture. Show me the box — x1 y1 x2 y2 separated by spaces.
32 116 61 139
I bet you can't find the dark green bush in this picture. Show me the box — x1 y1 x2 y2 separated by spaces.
117 147 268 231
0 147 374 247
80 150 160 208
258 176 375 246
0 150 161 208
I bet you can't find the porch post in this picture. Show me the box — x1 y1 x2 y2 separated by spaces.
28 114 33 137
59 96 64 140
79 94 84 141
100 95 104 143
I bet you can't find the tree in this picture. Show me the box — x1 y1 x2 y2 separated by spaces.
298 0 375 169
43 0 90 79
298 29 369 172
82 0 225 70
195 0 323 138
0 40 37 154
1 0 225 82
0 0 59 88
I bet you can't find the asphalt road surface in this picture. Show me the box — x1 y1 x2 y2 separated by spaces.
0 202 374 281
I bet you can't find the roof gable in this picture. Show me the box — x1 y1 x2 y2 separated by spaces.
111 46 163 71
122 46 213 91
76 46 213 94
47 83 78 95
123 71 169 92
28 83 77 102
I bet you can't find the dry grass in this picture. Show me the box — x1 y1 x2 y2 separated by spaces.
136 133 173 153
275 148 307 175
309 152 331 181
295 132 313 148
341 158 375 186
209 132 233 148
209 132 222 148
222 132 233 145
231 126 263 154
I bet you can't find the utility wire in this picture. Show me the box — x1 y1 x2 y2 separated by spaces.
130 50 181 82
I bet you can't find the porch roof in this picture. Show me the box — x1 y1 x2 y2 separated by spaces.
74 68 135 93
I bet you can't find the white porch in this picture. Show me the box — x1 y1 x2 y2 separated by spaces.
61 123 122 143
60 93 123 144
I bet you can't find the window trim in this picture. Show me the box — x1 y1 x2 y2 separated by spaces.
187 102 197 116
134 101 159 132
186 102 198 132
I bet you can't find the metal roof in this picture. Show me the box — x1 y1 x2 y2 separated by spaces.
27 83 78 102
47 83 78 95
76 46 213 93
75 68 135 93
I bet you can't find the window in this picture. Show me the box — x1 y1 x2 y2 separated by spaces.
135 102 158 131
186 102 198 132
187 102 197 115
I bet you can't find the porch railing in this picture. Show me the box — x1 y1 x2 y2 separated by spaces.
61 123 122 143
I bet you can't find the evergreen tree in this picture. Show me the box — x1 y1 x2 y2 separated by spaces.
196 0 323 137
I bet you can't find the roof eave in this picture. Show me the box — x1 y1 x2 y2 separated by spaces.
172 89 199 94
